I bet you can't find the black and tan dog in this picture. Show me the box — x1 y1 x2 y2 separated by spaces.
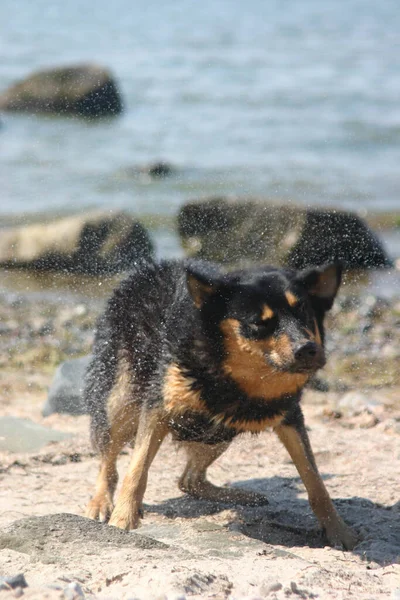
84 259 358 549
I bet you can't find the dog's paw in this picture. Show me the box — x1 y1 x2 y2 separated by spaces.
108 507 143 530
324 524 360 551
85 495 114 522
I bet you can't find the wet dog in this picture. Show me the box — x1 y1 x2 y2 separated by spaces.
84 259 358 549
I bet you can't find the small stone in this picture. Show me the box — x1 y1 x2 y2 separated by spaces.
0 574 28 590
146 161 175 178
350 411 379 429
63 582 85 599
322 408 343 420
259 581 283 595
288 581 314 599
47 584 64 591
42 355 93 416
361 412 380 428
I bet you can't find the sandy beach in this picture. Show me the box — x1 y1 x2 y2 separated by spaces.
0 279 399 599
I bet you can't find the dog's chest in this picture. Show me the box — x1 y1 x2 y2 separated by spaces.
168 411 237 444
163 362 293 441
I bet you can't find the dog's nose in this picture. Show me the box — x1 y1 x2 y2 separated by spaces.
294 341 318 362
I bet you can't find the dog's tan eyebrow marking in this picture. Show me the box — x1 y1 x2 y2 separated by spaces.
285 291 298 307
261 304 274 320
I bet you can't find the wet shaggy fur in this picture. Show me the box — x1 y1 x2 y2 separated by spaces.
84 259 359 550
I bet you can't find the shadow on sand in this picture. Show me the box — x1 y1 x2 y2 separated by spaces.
145 475 400 565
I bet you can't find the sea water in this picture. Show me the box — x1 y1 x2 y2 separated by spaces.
1 0 399 232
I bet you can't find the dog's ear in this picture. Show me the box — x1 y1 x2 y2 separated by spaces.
296 263 342 311
186 261 226 308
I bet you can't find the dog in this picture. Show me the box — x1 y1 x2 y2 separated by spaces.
84 259 358 550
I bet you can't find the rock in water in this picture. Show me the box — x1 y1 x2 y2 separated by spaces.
43 356 93 417
178 196 392 270
0 63 123 118
0 211 153 274
144 161 175 178
286 209 392 270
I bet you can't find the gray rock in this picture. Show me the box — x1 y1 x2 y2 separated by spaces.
63 582 85 599
178 196 392 269
259 582 283 595
0 211 153 274
43 355 92 417
140 161 176 179
0 416 71 453
0 63 123 118
0 574 28 590
181 572 232 597
118 161 176 182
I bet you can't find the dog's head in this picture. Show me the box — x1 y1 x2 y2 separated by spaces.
186 261 341 398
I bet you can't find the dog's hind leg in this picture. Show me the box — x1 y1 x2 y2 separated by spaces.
108 407 168 530
274 420 359 550
86 400 140 522
179 442 269 506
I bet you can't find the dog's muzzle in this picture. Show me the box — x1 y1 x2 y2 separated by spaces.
291 341 326 373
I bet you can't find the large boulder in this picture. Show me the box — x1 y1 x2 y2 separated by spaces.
0 211 153 274
0 64 123 118
178 196 392 269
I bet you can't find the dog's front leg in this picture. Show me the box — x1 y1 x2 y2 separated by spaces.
109 408 168 530
274 419 359 550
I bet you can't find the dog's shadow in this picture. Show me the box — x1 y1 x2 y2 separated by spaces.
146 475 400 565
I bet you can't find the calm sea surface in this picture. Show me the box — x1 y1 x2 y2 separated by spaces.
1 0 400 228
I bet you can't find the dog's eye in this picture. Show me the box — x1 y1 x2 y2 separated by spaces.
248 319 276 333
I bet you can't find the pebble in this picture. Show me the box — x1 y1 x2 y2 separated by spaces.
259 581 283 595
350 412 380 429
63 582 85 599
42 355 93 417
0 574 28 590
